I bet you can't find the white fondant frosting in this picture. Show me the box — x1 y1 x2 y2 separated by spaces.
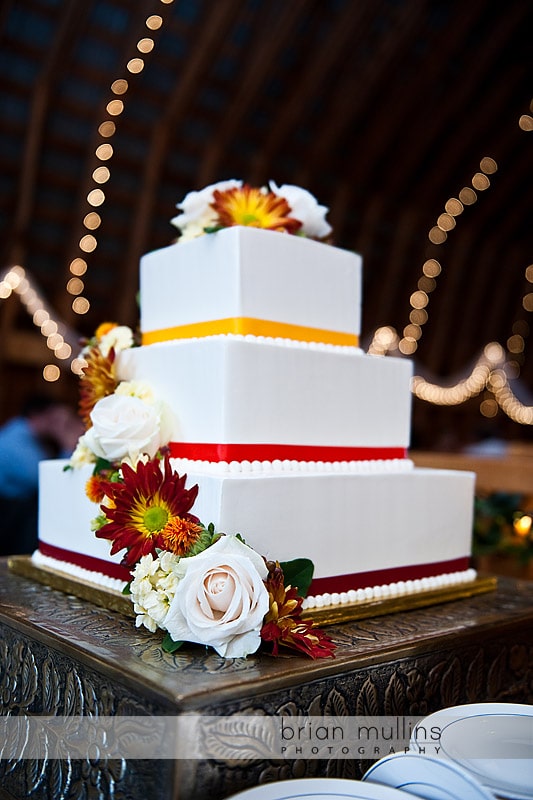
38 459 474 585
117 337 413 449
36 227 476 602
140 226 362 340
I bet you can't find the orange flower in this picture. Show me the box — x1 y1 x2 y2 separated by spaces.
85 474 108 504
78 346 118 427
261 564 335 659
211 184 302 233
95 322 118 339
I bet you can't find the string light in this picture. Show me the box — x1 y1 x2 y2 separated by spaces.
3 2 529 424
395 155 497 355
514 514 532 537
66 1 173 324
0 267 79 381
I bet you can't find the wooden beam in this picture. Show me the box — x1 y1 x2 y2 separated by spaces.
119 0 244 323
6 0 88 266
3 330 54 366
249 1 376 183
196 0 309 186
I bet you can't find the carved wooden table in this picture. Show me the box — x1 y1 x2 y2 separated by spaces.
0 558 532 800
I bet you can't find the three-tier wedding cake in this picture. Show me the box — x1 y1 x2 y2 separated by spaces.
35 181 476 614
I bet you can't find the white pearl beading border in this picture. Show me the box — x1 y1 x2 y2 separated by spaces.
151 332 363 354
32 549 477 618
301 568 478 610
169 457 414 476
32 550 127 594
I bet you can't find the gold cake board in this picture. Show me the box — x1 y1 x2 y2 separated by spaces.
8 555 497 626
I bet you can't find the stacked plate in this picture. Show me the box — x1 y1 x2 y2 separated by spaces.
363 703 533 800
228 777 423 799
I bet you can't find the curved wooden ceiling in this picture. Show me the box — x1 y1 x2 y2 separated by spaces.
0 0 531 443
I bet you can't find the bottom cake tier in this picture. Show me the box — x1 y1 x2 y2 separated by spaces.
36 459 475 610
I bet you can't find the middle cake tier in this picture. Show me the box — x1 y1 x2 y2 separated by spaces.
117 336 413 457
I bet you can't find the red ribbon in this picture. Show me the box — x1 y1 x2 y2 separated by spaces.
38 541 132 583
308 557 471 595
37 541 469 598
168 442 407 462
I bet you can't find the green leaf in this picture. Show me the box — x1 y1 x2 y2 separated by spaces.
122 581 131 595
93 457 113 475
162 633 184 653
203 225 225 234
279 558 314 598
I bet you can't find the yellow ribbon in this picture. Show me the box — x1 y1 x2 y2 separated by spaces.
142 317 359 347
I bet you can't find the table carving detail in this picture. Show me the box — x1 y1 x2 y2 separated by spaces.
1 564 532 800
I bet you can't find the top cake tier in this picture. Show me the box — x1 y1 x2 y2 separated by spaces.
140 227 362 347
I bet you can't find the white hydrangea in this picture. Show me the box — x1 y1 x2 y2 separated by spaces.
69 434 96 468
115 380 156 404
130 552 181 633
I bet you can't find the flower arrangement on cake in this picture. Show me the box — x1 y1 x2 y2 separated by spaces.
171 180 333 242
68 323 335 660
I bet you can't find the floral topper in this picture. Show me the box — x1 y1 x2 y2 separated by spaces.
171 180 333 243
69 323 336 660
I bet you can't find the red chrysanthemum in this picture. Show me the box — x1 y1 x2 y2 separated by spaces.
211 185 302 233
261 564 336 659
95 456 202 566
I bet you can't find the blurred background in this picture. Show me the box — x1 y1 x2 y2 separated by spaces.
0 0 532 451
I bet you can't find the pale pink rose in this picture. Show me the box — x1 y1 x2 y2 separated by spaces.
163 535 269 658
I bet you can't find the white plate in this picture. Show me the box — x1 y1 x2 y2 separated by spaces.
362 752 496 799
227 777 418 800
409 703 533 800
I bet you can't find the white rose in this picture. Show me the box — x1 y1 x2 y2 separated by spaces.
98 325 134 357
173 212 218 242
269 181 332 239
83 393 163 464
163 535 269 658
170 179 242 236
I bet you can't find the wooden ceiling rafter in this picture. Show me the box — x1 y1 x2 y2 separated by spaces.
448 239 524 374
53 4 160 325
409 71 528 233
120 0 244 324
8 0 88 268
0 0 531 438
471 243 528 361
295 0 429 191
249 1 380 184
327 179 356 246
368 206 423 332
333 1 495 210
195 0 309 187
417 230 477 375
477 108 532 217
377 3 528 208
